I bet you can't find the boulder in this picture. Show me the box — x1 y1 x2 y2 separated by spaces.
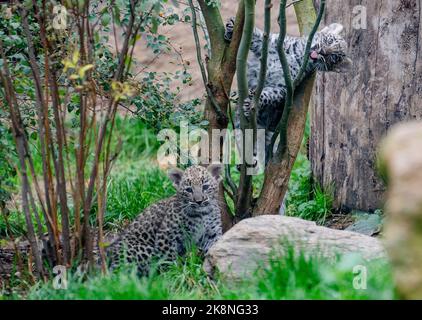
204 215 387 280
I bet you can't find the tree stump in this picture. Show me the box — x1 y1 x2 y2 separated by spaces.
310 0 422 211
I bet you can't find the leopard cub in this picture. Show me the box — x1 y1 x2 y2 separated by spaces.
107 164 223 275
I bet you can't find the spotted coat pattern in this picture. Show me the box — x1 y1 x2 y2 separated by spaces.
107 165 223 275
225 18 352 156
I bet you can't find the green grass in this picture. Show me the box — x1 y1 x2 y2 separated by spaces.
114 116 160 163
104 166 175 229
0 210 27 238
286 153 333 224
25 246 394 300
102 117 175 229
2 117 394 300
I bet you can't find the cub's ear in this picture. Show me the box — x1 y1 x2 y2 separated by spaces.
334 57 353 73
207 163 223 180
168 167 184 187
321 23 344 35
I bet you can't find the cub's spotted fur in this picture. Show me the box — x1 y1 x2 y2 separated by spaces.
225 18 352 156
107 165 223 275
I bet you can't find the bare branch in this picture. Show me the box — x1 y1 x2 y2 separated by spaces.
253 0 272 107
293 0 326 86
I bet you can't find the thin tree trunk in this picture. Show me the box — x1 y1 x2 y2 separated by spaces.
254 0 322 215
254 75 315 214
197 0 245 232
0 40 44 277
235 0 256 219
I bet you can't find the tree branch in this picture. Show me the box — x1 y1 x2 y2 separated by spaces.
269 0 294 161
253 0 272 107
235 0 255 218
293 0 325 86
254 0 324 215
270 0 325 161
188 0 225 121
196 0 226 60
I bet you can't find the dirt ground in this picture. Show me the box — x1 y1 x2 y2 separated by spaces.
134 0 300 102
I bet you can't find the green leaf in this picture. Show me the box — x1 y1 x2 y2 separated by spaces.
151 17 159 34
101 13 111 27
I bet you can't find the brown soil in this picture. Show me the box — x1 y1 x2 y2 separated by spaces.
324 213 355 230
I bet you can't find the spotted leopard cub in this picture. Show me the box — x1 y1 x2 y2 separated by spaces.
107 164 223 275
225 17 353 157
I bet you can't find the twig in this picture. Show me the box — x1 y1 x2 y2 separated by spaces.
225 164 238 197
293 0 326 86
270 0 325 161
253 0 272 106
286 0 304 8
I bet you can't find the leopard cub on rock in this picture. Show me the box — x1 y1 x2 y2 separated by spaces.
107 164 223 275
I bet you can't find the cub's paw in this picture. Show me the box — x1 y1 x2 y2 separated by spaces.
224 17 236 41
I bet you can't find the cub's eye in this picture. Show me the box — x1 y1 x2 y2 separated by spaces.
185 187 193 193
203 184 209 191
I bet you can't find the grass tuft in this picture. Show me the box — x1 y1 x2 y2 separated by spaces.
25 245 395 300
286 153 333 224
104 166 175 229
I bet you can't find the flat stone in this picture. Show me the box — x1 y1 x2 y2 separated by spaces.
345 211 383 236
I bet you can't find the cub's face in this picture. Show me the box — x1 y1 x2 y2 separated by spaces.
310 23 353 73
169 164 223 207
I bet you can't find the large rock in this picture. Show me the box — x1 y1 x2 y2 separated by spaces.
204 215 386 280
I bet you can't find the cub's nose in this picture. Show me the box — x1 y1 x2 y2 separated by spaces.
193 187 204 204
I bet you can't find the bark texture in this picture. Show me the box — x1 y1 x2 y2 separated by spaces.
310 0 422 212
